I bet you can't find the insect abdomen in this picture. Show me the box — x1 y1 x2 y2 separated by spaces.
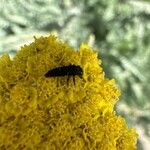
45 68 66 77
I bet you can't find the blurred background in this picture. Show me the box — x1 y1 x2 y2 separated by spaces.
0 0 149 149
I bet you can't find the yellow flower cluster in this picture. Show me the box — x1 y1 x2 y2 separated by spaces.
0 35 137 150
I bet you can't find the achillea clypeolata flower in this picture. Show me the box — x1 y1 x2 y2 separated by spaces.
0 35 138 150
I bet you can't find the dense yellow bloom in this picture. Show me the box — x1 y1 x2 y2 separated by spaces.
0 35 137 150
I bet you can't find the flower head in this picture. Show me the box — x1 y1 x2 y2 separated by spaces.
0 35 138 149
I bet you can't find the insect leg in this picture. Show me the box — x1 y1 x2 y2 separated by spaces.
73 75 75 85
67 76 70 86
56 78 58 87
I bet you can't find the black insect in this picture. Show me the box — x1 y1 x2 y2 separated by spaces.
45 65 83 85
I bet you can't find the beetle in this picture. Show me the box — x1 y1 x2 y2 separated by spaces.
45 64 83 85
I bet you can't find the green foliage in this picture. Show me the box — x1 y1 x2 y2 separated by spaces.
0 0 150 149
